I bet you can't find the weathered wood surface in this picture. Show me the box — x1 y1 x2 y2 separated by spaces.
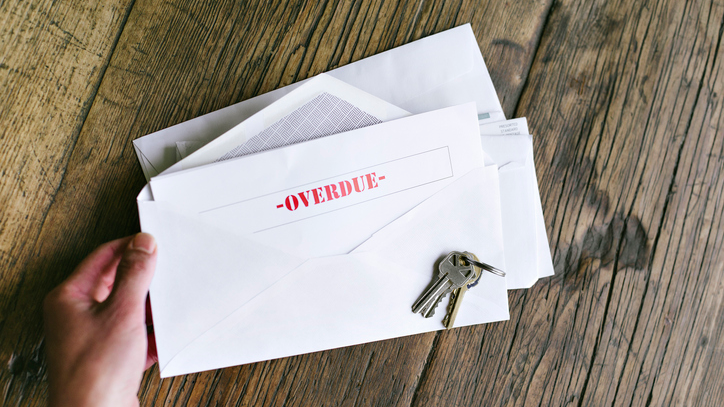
1 0 722 405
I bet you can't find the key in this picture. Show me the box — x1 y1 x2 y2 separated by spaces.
412 251 478 318
442 252 482 329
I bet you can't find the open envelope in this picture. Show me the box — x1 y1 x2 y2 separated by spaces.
132 23 504 180
165 73 411 174
479 119 555 288
138 103 509 377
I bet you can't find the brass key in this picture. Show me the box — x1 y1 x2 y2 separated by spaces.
442 252 482 329
412 252 477 318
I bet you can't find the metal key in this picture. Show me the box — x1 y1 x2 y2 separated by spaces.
442 253 483 329
412 251 478 318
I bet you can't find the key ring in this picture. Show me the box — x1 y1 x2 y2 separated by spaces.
461 256 505 278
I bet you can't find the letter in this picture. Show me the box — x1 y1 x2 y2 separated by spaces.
366 172 379 189
338 180 352 197
325 184 341 201
352 176 366 193
284 195 299 211
297 190 312 207
312 187 326 204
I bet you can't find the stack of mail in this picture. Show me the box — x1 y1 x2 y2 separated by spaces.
133 24 555 378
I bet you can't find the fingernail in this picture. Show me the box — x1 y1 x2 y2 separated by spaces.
131 233 156 254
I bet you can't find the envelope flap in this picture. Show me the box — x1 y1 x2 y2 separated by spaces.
158 166 509 377
353 166 505 271
166 74 411 174
161 252 509 377
139 200 305 372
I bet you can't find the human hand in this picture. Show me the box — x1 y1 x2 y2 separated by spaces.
44 233 158 407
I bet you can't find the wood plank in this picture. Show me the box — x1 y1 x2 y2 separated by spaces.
641 10 724 404
410 0 724 405
0 0 135 404
0 0 552 405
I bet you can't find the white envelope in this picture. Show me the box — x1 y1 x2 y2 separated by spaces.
139 104 509 377
132 24 504 180
479 120 555 289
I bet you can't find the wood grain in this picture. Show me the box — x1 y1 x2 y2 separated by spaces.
427 0 723 405
0 0 135 403
1 0 721 405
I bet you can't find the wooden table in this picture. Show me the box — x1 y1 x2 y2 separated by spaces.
2 0 722 405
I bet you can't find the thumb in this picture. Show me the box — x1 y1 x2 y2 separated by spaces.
108 233 157 308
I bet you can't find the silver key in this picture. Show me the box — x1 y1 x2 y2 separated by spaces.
412 251 478 318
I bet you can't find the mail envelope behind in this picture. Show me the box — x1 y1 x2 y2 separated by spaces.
139 103 509 377
479 119 556 287
133 24 503 180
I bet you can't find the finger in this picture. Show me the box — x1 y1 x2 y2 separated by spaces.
90 261 119 303
89 246 128 302
107 233 157 309
63 237 133 301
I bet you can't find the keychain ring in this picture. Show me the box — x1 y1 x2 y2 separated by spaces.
461 256 505 277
